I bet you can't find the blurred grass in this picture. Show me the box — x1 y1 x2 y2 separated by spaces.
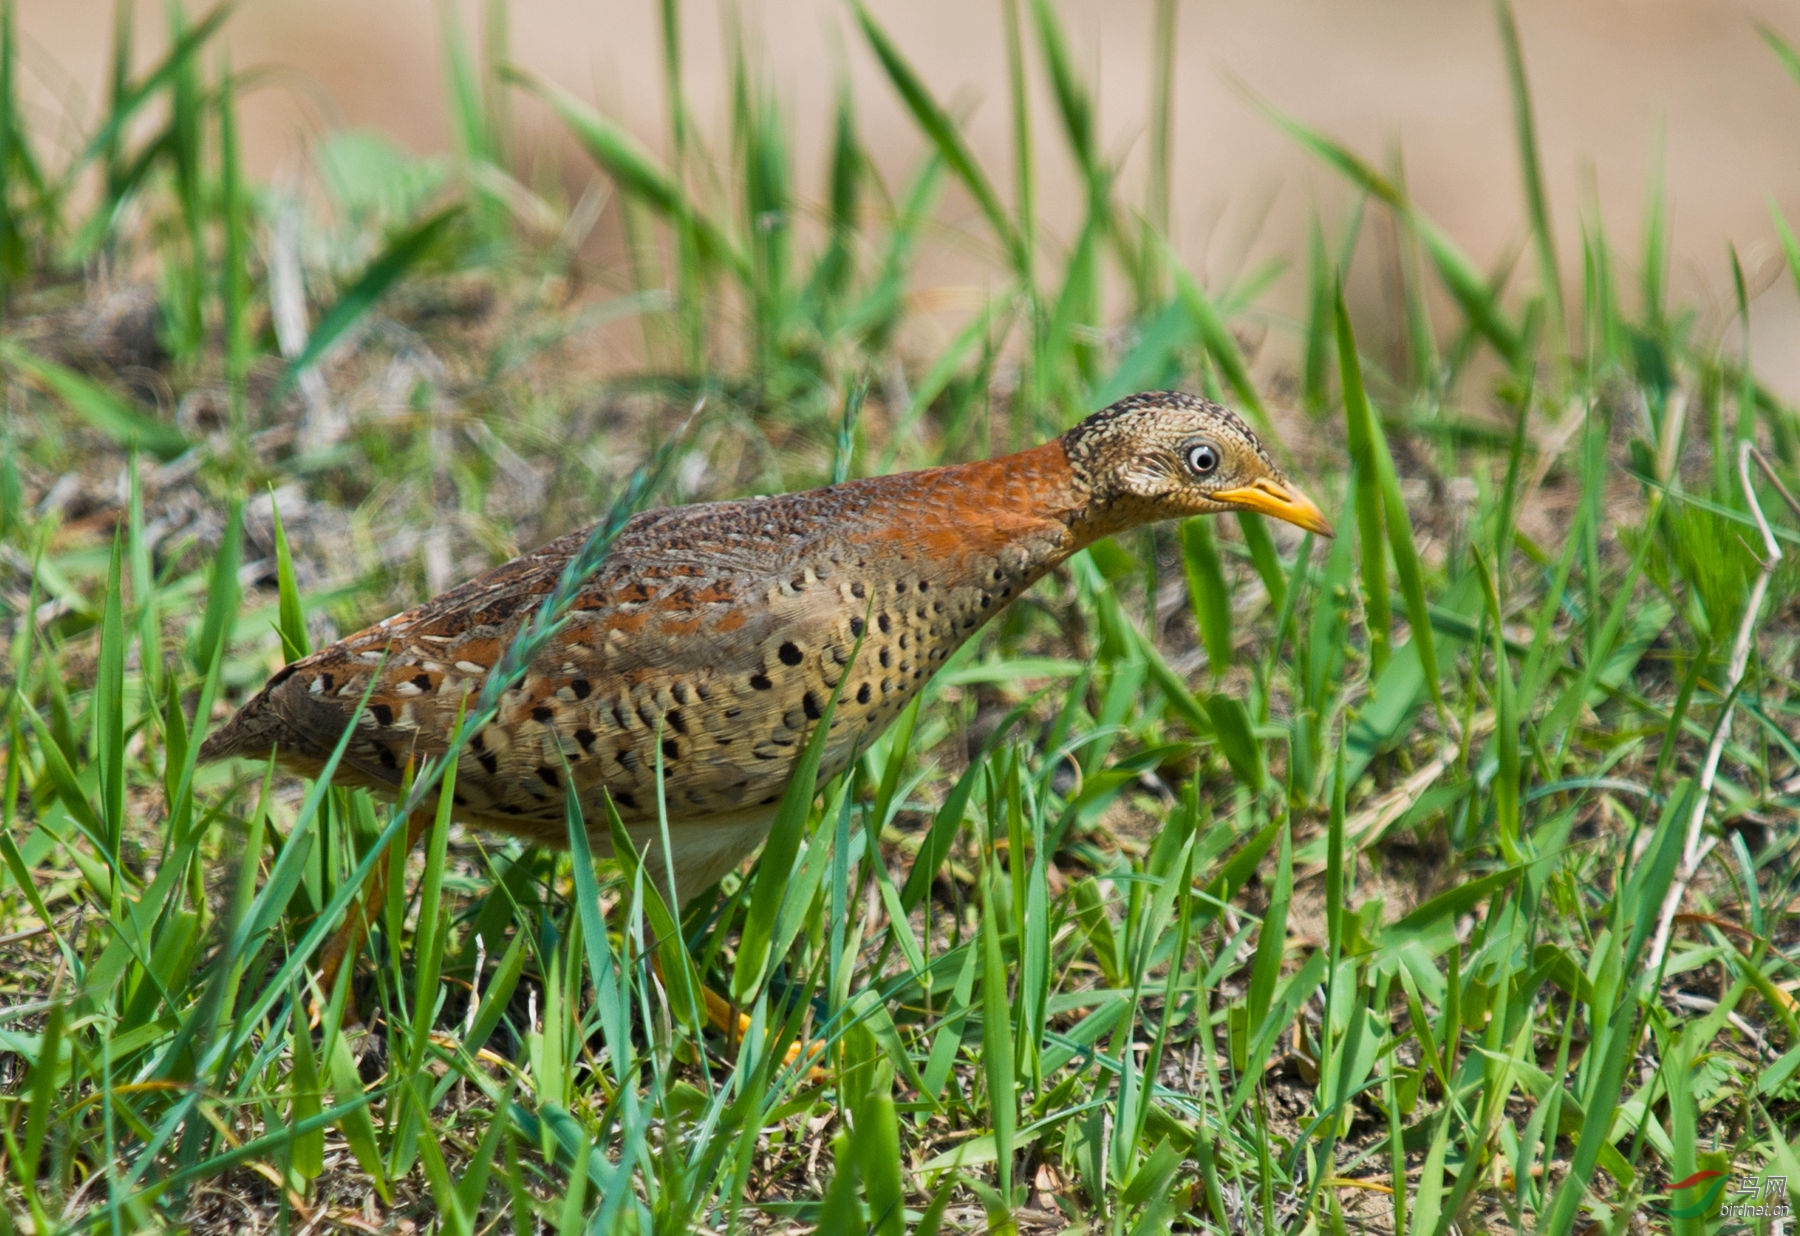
2 0 1799 1232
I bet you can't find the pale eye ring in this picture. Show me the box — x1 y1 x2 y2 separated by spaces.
1187 442 1220 475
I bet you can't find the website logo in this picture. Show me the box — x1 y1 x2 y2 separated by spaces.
1646 1168 1790 1231
1654 1171 1726 1220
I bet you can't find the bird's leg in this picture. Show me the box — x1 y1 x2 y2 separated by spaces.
314 805 436 1016
646 951 825 1076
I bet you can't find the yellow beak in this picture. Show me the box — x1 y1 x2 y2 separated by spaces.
1212 477 1335 537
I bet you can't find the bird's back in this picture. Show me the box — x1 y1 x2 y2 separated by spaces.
200 447 1082 854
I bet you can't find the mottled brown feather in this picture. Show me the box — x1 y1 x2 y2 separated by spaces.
200 391 1328 899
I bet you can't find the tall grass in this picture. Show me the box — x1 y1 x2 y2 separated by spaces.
1 1 1798 1232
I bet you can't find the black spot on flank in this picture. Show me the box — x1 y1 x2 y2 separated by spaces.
500 803 525 816
377 747 398 769
932 601 945 614
538 766 561 789
471 732 486 751
318 672 334 692
636 702 658 728
850 616 865 638
895 580 907 595
877 613 891 634
879 648 891 668
575 728 596 753
666 709 687 734
750 673 773 690
856 682 872 705
411 673 432 691
881 678 892 693
802 691 821 720
992 567 1004 581
369 704 394 726
477 752 500 776
791 574 806 590
961 617 978 630
918 580 929 592
268 664 298 688
760 794 780 805
662 738 681 762
724 707 743 720
980 594 992 609
851 581 867 599
570 679 591 699
618 749 641 772
453 792 469 807
532 705 554 723
673 683 690 703
1000 586 1013 598
778 641 803 666
898 632 910 648
614 791 639 811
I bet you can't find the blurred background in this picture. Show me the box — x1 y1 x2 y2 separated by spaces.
18 0 1800 398
8 8 1800 1229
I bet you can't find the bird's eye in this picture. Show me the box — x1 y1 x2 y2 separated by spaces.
1187 442 1219 475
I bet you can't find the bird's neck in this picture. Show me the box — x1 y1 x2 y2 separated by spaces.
846 439 1121 587
977 437 1139 552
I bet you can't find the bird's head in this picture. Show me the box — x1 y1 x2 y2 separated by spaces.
1060 391 1333 537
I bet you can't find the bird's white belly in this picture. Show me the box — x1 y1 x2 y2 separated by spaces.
594 807 777 905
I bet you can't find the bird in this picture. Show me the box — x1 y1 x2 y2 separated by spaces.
200 390 1330 1010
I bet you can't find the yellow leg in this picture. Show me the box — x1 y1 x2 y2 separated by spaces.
649 952 826 1077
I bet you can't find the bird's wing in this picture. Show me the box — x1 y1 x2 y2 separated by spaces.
199 492 879 827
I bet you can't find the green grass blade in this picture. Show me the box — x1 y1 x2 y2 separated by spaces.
1028 0 1097 179
1774 205 1800 303
1169 251 1268 425
732 629 854 1000
850 0 1022 270
1203 692 1264 791
1334 288 1392 677
73 0 238 173
265 203 465 414
1245 824 1292 1044
980 866 1018 1216
94 534 127 869
268 491 309 661
1762 21 1800 88
1495 0 1563 342
510 63 746 282
0 344 189 460
602 786 702 1033
1372 414 1445 719
1641 131 1668 329
1002 0 1035 289
1180 517 1233 675
567 790 630 1075
854 1061 906 1236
